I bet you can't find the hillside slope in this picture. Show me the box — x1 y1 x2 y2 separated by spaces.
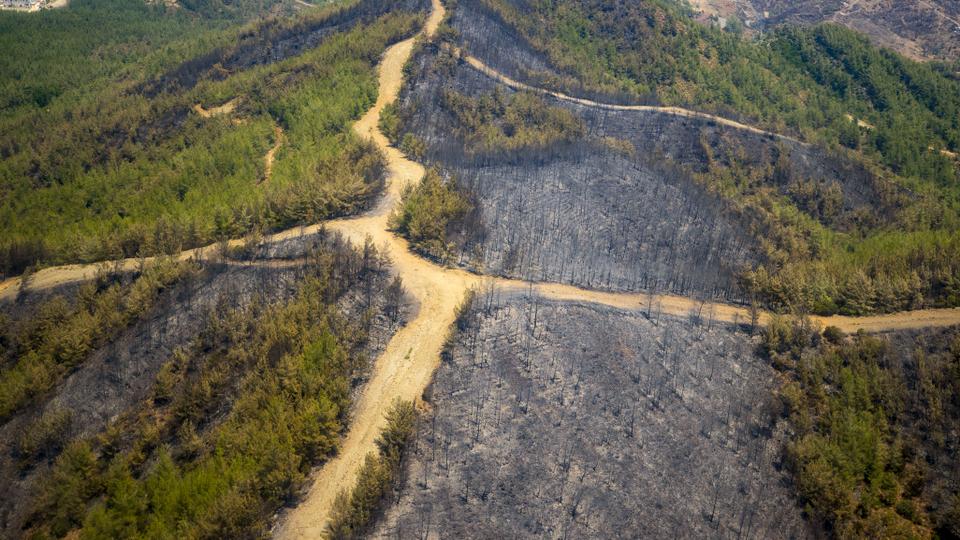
0 0 428 277
388 0 960 316
2 1 958 539
690 0 960 61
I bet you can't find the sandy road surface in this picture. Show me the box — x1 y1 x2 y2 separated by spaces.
518 282 960 333
263 125 284 183
273 1 458 536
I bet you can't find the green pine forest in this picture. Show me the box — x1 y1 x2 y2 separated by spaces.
0 0 423 277
4 240 397 538
762 318 960 537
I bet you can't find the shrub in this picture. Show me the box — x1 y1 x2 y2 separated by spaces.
326 399 417 539
439 88 584 153
389 169 471 261
758 315 817 363
822 325 846 344
379 102 401 142
400 132 426 160
15 408 73 467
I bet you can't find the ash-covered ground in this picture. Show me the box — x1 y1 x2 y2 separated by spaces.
399 50 761 300
372 291 811 539
392 0 902 302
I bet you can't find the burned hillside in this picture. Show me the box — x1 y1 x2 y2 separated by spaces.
389 25 905 303
0 231 410 537
2 0 958 538
372 291 812 539
140 0 431 97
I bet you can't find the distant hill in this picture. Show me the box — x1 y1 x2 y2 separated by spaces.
689 0 960 61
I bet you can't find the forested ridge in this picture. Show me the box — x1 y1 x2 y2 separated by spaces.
469 0 960 193
478 0 960 180
0 0 427 278
0 2 430 536
693 140 960 316
0 233 408 538
2 0 960 538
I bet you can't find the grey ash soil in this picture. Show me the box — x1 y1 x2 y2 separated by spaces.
395 21 902 301
448 154 755 299
0 231 411 536
399 48 761 300
371 292 812 539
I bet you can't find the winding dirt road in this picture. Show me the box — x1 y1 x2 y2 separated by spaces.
274 4 479 535
459 53 804 145
2 1 959 535
263 125 284 184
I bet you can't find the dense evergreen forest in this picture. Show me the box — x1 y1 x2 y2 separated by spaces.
0 0 426 277
762 319 960 538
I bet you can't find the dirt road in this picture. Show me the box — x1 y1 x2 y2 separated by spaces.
460 53 804 145
263 125 284 183
273 1 463 536
516 281 960 333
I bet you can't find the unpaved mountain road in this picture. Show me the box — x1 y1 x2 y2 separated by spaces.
518 283 960 334
274 4 479 534
263 124 284 183
459 53 805 145
1 0 959 536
